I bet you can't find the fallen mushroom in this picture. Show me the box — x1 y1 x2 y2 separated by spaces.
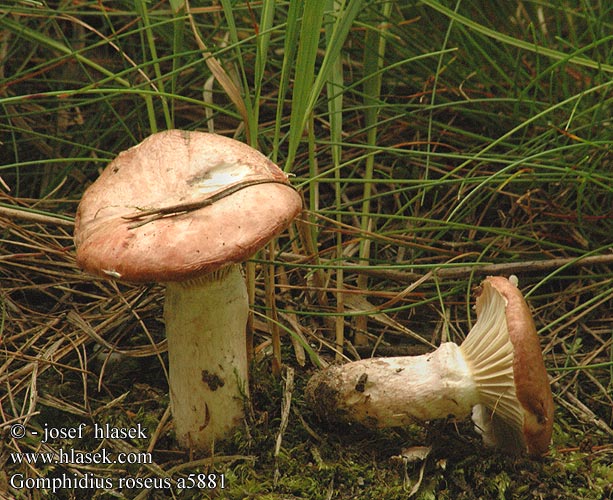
306 276 554 457
74 130 302 451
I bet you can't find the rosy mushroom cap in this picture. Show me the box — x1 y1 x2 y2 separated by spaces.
465 276 554 457
486 276 554 456
74 130 302 282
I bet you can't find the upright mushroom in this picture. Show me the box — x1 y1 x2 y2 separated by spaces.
306 276 554 456
75 130 302 451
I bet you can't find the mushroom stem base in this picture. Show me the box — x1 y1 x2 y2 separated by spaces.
165 265 248 451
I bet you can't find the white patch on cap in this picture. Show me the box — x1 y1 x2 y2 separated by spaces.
192 162 252 194
103 269 122 278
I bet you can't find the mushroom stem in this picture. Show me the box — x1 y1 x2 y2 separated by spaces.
306 342 478 428
164 264 248 450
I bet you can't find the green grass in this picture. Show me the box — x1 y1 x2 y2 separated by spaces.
1 0 612 498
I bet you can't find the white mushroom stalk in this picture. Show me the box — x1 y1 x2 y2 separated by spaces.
306 276 554 456
306 343 477 428
164 266 248 449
